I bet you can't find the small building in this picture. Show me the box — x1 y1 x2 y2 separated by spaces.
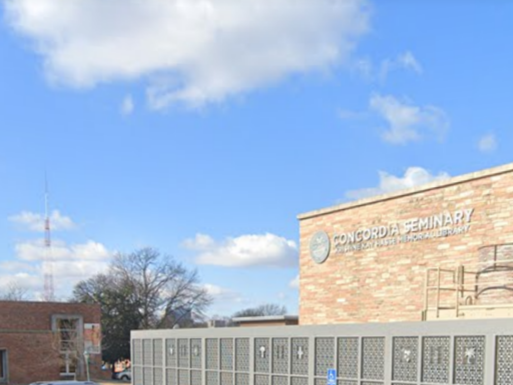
0 301 102 385
232 315 299 327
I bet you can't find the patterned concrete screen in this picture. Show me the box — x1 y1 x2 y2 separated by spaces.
131 318 513 385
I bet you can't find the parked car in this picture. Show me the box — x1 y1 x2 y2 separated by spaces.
30 382 99 385
113 368 132 381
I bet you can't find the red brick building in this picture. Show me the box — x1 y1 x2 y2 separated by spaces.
299 163 513 325
0 301 102 385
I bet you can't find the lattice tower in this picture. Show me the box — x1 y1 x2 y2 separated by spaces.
43 179 54 301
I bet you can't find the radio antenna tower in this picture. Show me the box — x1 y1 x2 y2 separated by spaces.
43 175 55 301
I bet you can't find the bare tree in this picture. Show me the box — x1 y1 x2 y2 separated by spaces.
0 281 28 301
73 247 211 361
232 303 287 318
111 247 211 329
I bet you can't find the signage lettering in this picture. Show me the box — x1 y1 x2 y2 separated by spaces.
333 208 474 254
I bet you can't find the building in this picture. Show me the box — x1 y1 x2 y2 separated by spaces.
232 315 299 327
299 162 513 324
0 301 102 385
131 163 513 385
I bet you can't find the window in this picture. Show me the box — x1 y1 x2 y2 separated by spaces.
52 315 83 377
57 318 80 351
0 350 7 382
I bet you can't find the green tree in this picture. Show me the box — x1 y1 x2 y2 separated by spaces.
73 247 211 362
73 273 140 362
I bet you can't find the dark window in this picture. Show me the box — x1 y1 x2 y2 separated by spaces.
0 350 7 381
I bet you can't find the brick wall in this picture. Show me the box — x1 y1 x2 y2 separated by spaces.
0 301 100 330
0 301 102 385
298 163 513 325
0 332 60 385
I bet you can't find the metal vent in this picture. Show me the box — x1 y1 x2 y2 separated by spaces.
361 337 385 381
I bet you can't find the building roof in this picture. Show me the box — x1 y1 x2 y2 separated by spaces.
232 315 299 323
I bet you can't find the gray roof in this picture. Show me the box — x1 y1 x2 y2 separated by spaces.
232 315 299 323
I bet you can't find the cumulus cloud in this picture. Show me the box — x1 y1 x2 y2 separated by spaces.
0 261 36 272
346 167 450 200
51 259 110 279
0 259 110 300
182 233 216 251
4 0 370 108
478 133 497 153
9 209 75 232
183 233 298 268
0 273 41 292
370 94 449 144
14 239 111 262
2 238 113 300
5 207 113 299
120 94 134 115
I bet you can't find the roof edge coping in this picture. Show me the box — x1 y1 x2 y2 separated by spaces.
232 315 299 323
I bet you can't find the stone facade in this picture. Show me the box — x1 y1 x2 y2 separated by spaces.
298 163 513 325
0 301 102 385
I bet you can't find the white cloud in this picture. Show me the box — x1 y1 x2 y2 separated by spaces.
14 239 112 262
5 208 113 300
289 275 299 289
352 51 422 81
379 51 422 80
0 273 41 292
203 283 248 317
478 133 497 153
0 259 110 300
51 259 110 279
182 233 216 251
4 0 369 108
2 239 113 300
120 94 134 115
204 283 242 303
9 209 75 232
346 167 450 200
183 233 298 268
398 51 423 73
370 94 449 144
0 261 36 272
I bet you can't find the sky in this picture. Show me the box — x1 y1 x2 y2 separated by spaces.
1 0 513 317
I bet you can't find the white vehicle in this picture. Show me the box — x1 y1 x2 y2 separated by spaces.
114 368 132 381
30 380 98 385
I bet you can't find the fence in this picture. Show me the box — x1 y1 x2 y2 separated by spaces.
131 318 513 385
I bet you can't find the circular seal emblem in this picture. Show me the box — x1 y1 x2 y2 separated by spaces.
309 230 330 264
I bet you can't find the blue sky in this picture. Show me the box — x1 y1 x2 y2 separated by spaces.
1 1 512 317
